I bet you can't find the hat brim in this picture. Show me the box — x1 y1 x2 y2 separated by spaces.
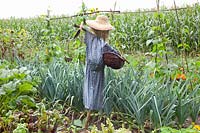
86 20 114 31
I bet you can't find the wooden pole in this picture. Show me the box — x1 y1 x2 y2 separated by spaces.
47 8 51 28
84 110 91 129
46 6 194 21
49 10 120 20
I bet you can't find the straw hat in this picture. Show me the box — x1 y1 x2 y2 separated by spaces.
86 15 114 31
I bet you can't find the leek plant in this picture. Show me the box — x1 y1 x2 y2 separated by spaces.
37 59 84 110
36 59 200 131
104 67 200 131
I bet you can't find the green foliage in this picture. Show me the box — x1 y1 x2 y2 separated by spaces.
13 123 28 133
90 118 131 133
36 59 84 110
155 126 200 133
1 4 200 132
1 4 200 63
35 59 200 131
0 59 199 132
0 65 37 116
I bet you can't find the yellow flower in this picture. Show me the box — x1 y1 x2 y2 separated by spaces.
45 48 49 55
40 14 46 19
18 29 27 36
6 29 11 33
193 125 200 131
90 8 95 13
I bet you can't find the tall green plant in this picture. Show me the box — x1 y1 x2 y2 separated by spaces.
37 59 84 110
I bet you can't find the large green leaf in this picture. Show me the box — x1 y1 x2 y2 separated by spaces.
18 82 33 93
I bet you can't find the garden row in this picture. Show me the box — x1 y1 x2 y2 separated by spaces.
0 59 200 132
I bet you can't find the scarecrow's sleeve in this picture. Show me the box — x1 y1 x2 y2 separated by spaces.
103 43 120 55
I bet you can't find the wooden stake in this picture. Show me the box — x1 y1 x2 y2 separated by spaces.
84 110 91 129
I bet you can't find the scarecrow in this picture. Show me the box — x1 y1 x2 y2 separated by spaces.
77 14 128 129
79 15 115 129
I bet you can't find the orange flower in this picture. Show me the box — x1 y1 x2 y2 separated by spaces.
176 73 186 81
180 74 186 80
